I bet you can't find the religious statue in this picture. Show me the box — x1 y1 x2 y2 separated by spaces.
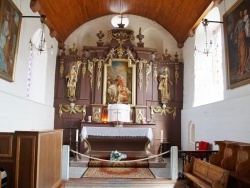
104 47 116 62
136 110 144 123
66 61 81 101
125 47 136 62
158 67 173 104
163 48 171 59
68 43 78 54
93 109 101 122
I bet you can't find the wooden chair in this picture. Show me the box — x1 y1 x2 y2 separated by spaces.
195 141 209 150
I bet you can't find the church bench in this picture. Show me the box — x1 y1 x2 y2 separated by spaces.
231 145 250 187
183 158 229 188
209 140 234 167
210 141 250 187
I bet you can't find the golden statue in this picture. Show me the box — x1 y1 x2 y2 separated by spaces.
66 61 81 101
158 67 172 104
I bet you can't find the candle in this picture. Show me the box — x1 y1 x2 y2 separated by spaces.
160 130 163 143
76 129 78 142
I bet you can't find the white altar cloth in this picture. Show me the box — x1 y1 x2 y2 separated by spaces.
81 127 153 147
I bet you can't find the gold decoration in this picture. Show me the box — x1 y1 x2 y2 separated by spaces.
158 67 173 104
150 105 176 121
112 30 134 41
145 62 151 92
107 29 135 58
107 30 113 43
117 40 126 58
68 43 78 54
88 59 94 89
82 61 87 78
175 64 179 85
137 59 147 90
93 109 101 122
66 61 82 102
59 103 86 119
93 58 104 90
138 60 143 90
153 62 158 81
59 59 64 77
136 110 144 123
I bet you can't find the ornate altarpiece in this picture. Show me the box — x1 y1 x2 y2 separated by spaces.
54 28 183 154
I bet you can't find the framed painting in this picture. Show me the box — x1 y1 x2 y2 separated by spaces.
223 0 250 89
0 0 22 82
102 58 136 106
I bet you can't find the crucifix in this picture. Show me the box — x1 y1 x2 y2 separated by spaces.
114 109 121 126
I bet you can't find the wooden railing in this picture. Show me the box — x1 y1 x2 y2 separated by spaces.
178 150 218 179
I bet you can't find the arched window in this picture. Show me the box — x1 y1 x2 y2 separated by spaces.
194 7 224 107
188 121 195 144
27 28 50 103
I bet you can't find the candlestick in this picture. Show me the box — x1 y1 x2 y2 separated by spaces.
160 130 163 143
76 129 78 142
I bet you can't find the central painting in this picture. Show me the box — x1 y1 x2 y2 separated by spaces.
102 59 136 106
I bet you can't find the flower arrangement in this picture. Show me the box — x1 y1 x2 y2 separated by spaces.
110 150 127 161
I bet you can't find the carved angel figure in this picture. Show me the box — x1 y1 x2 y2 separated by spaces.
105 47 116 62
125 47 136 62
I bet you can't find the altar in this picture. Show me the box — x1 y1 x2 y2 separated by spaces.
81 126 154 153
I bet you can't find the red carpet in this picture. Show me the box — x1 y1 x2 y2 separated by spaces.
82 167 155 179
82 154 155 179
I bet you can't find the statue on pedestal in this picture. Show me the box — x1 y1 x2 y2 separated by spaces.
158 67 172 104
66 61 81 101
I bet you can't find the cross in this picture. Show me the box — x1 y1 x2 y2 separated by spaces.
114 109 121 126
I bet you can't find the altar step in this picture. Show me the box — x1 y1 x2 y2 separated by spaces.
59 178 186 188
70 151 168 168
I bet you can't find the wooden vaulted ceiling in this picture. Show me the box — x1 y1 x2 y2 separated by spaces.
30 0 222 48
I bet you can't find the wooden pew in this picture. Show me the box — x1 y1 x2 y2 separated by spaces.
234 145 250 187
210 141 250 187
210 140 235 167
0 171 2 188
183 158 229 188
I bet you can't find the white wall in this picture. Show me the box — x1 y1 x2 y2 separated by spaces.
65 15 182 60
0 0 57 132
182 0 250 150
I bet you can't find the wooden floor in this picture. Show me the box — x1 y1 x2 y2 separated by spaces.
59 178 186 188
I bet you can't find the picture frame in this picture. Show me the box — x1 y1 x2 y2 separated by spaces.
223 0 250 89
102 58 136 106
0 0 22 82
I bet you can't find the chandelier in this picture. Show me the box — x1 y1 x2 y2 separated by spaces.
29 15 53 54
111 14 129 28
195 19 222 56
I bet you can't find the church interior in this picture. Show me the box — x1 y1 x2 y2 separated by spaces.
1 0 250 187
